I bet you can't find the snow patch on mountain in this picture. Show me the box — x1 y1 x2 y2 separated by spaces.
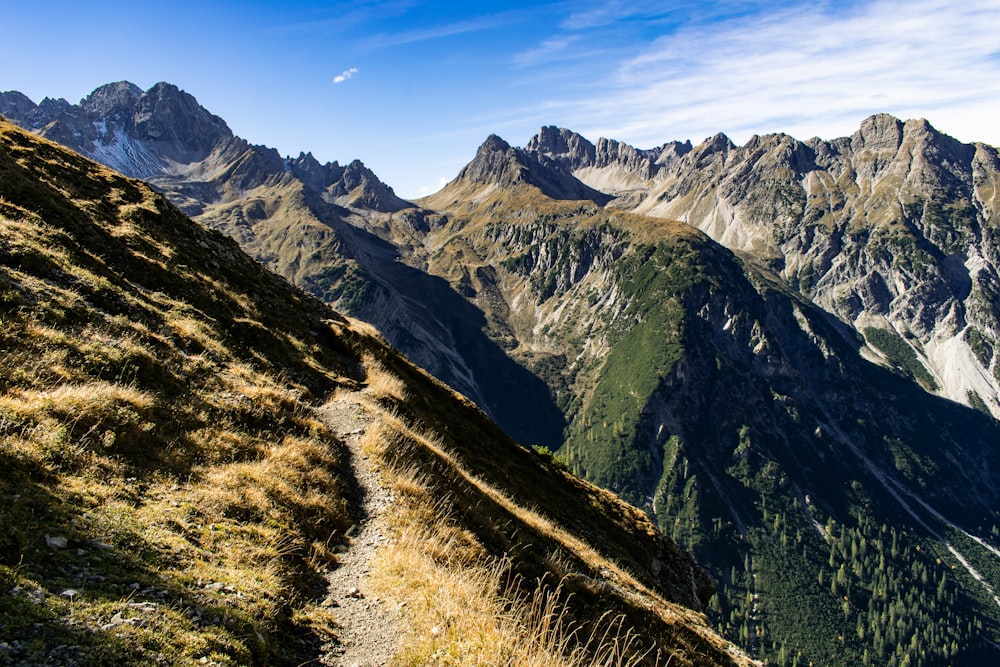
90 129 162 179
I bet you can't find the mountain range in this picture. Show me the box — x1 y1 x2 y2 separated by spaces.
0 115 747 665
4 81 1000 665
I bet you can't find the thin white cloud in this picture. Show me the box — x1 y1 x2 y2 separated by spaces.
363 8 534 49
417 175 449 197
333 67 359 84
542 0 1000 148
561 1 676 30
514 36 580 68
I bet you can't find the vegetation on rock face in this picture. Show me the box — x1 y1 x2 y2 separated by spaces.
862 326 938 389
0 119 747 666
563 241 700 503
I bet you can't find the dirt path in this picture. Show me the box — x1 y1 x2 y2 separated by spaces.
317 396 402 666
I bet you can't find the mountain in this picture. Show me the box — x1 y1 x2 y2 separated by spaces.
522 120 1000 419
7 81 1000 664
0 83 569 448
418 140 1000 663
0 118 749 665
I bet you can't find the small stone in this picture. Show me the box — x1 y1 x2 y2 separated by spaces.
320 596 339 608
89 539 114 551
204 582 225 591
60 589 80 599
346 587 364 599
101 612 126 631
46 535 68 549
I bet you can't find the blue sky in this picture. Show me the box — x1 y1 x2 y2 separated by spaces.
5 0 1000 198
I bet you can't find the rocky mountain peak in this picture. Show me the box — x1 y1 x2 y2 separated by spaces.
289 151 343 193
327 158 411 212
592 136 677 179
521 131 695 195
702 132 736 155
852 113 904 152
0 90 37 120
455 132 612 204
132 82 233 163
36 96 74 117
80 81 142 117
458 134 526 186
525 126 596 166
652 140 693 163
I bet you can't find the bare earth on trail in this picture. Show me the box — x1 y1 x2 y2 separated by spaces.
317 396 402 666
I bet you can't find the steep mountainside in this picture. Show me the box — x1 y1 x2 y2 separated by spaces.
525 120 1000 418
417 144 1000 663
0 119 748 666
0 83 566 447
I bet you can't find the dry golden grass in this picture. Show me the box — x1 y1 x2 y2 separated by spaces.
367 403 656 601
336 356 749 667
364 444 650 667
347 395 681 667
0 120 362 665
362 352 410 402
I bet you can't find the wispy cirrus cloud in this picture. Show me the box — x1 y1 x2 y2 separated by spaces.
333 67 359 84
513 36 581 68
362 8 531 49
536 0 1000 148
560 0 683 30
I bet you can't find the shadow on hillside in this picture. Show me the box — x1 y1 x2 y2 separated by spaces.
331 219 568 449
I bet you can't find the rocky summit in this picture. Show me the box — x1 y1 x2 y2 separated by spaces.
5 81 1000 665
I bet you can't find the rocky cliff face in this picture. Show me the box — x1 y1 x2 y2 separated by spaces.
522 117 1000 418
0 82 407 211
525 124 693 192
447 133 611 204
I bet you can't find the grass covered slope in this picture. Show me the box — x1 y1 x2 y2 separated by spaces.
0 119 747 666
0 117 361 665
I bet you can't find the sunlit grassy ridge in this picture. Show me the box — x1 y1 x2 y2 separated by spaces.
325 346 749 666
0 119 746 665
0 118 361 665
